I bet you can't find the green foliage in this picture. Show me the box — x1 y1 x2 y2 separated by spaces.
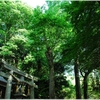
1 0 100 99
64 85 76 99
61 1 100 99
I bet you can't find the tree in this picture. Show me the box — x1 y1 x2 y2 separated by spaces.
29 1 68 98
0 1 32 67
61 2 82 98
68 1 100 99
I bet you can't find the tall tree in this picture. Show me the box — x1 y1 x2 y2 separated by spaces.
29 1 68 98
0 1 32 67
68 1 100 98
61 2 82 98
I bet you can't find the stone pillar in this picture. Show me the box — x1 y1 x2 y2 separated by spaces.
5 70 13 99
30 79 34 99
20 76 24 93
20 76 24 81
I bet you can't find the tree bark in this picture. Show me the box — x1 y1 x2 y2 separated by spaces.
45 47 55 99
74 58 81 99
83 73 88 99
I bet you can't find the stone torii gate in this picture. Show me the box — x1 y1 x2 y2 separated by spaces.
0 59 38 99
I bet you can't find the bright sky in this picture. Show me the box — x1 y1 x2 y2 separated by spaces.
22 0 46 8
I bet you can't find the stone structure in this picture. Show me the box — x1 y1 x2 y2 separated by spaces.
0 59 38 99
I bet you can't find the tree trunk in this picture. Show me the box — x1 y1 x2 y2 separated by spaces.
49 64 55 99
45 47 55 99
74 58 81 99
83 73 88 99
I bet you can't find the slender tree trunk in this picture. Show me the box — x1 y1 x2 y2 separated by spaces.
74 58 81 99
49 63 55 99
83 73 88 99
45 47 55 99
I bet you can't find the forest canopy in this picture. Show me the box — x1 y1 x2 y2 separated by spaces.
0 0 100 99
